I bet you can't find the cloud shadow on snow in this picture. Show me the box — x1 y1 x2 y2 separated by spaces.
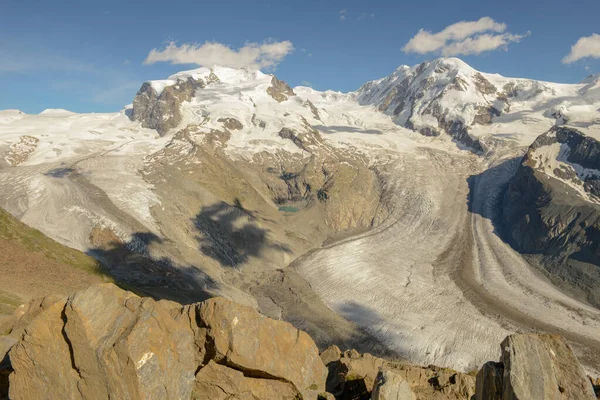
87 231 218 304
192 199 292 269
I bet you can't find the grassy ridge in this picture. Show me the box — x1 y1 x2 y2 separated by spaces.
0 208 105 277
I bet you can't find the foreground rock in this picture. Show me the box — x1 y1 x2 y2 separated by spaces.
195 296 327 397
476 334 596 400
2 284 597 400
372 370 416 400
321 346 475 400
1 283 328 400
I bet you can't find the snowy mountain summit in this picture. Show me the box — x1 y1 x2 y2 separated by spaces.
127 58 600 154
357 57 600 150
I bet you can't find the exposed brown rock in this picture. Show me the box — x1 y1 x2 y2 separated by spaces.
372 369 416 400
326 349 475 400
267 76 296 102
197 297 328 398
304 99 322 120
321 344 342 366
3 284 330 400
500 334 596 400
4 135 39 166
217 117 243 131
473 73 497 95
193 360 299 399
8 284 196 400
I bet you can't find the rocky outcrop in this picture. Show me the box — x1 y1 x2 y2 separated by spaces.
475 334 596 400
1 284 329 400
501 126 600 306
193 361 299 399
4 135 39 166
217 117 243 131
2 285 599 400
131 77 205 135
372 370 416 400
9 284 196 400
195 296 327 397
322 347 476 400
266 76 295 102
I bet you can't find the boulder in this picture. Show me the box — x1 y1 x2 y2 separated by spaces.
193 360 299 399
321 344 342 366
196 297 327 398
339 351 387 390
371 370 416 400
501 334 596 400
476 334 596 400
8 284 196 400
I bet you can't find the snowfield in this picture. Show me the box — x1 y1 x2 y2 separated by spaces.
2 59 600 373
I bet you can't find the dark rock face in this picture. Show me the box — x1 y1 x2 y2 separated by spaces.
502 126 600 306
131 77 206 135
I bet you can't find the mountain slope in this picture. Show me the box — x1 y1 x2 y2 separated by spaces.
0 207 107 318
502 126 600 306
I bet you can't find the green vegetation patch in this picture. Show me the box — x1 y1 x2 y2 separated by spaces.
0 208 107 278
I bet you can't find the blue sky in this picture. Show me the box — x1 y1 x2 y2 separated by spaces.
1 0 599 113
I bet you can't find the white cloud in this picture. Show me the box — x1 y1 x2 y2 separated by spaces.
358 13 376 20
144 40 294 70
403 17 528 56
562 34 600 64
339 9 347 20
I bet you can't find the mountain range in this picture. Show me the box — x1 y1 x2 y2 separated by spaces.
1 57 600 377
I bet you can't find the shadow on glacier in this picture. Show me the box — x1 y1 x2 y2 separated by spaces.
87 231 218 304
313 125 383 135
192 199 292 269
466 156 522 242
336 301 403 359
44 167 75 178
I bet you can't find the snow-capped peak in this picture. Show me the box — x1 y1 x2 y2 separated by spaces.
38 109 77 116
580 73 600 85
146 66 271 95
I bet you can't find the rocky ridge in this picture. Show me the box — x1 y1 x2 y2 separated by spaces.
502 126 600 306
1 284 598 400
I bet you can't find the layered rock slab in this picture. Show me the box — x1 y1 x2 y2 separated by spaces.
2 283 328 400
476 334 596 400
